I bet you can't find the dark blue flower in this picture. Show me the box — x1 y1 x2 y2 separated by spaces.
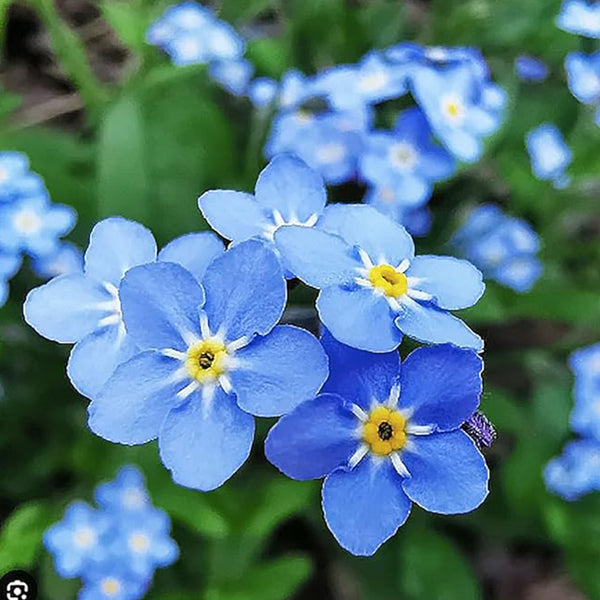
275 204 484 352
266 334 488 555
88 240 328 491
515 55 549 82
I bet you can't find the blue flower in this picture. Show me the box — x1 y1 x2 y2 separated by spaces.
0 151 45 203
248 77 279 108
265 334 489 556
565 52 600 113
209 59 254 96
526 124 572 188
569 344 600 441
0 250 21 306
147 1 244 66
199 155 327 258
359 107 455 208
0 193 76 258
545 439 600 501
79 562 150 600
95 465 151 513
44 501 111 578
87 240 328 491
275 204 484 352
450 204 542 293
515 55 549 82
410 63 503 163
557 0 600 38
32 241 83 279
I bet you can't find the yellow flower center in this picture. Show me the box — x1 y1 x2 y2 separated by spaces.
186 339 228 383
363 407 407 455
129 532 150 554
101 578 121 597
368 264 408 298
442 96 465 121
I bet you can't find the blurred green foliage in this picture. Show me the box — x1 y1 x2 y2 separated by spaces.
0 0 599 598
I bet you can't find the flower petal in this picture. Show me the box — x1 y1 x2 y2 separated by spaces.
67 325 138 399
400 345 482 430
317 285 403 352
319 204 415 265
254 154 327 222
23 274 112 343
198 190 270 241
321 328 400 411
120 262 205 351
322 458 412 556
88 350 183 444
395 301 483 351
202 239 286 341
158 232 225 282
159 388 255 491
401 430 489 514
84 217 157 287
231 325 328 417
265 393 358 480
274 226 360 288
407 256 485 310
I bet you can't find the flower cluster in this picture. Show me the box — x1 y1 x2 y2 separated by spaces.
545 344 600 500
26 155 491 555
0 151 78 307
44 466 178 599
450 204 542 293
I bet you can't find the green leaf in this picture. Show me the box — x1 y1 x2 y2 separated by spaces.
399 528 481 600
205 555 312 600
100 0 148 53
0 502 54 571
97 93 151 225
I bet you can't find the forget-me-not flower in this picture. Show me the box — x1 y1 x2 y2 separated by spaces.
515 55 549 82
266 333 489 556
569 344 600 441
565 51 600 126
32 241 83 279
359 107 455 208
79 563 150 600
275 204 485 352
209 59 254 96
557 0 600 38
0 250 21 306
95 465 151 513
526 124 572 188
248 77 279 108
0 151 45 202
88 240 328 491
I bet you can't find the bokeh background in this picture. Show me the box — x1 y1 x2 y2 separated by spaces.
1 0 600 599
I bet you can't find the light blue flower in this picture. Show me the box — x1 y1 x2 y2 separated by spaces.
526 124 572 188
88 240 328 491
515 55 549 82
44 501 111 578
0 250 21 307
266 334 489 556
32 241 83 279
557 0 600 38
199 155 327 258
359 107 455 208
545 439 600 501
248 77 279 108
565 51 600 108
0 193 76 258
569 344 600 441
410 63 503 163
450 204 542 293
275 204 484 352
79 562 150 600
95 465 151 513
209 58 254 96
0 152 44 202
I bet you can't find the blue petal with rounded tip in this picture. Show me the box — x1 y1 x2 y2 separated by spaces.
202 239 286 341
406 255 485 310
322 458 411 556
230 325 328 417
318 204 415 265
399 345 482 430
159 232 224 282
317 285 403 352
265 393 357 480
84 217 157 286
159 387 255 491
401 430 489 514
119 262 205 352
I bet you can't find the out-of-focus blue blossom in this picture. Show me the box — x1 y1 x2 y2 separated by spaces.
209 59 254 96
565 52 600 125
0 152 45 202
450 204 542 293
46 466 176 599
32 242 83 279
526 124 572 188
266 335 488 556
557 0 600 38
515 55 549 82
570 343 600 441
147 1 244 66
87 240 328 491
248 77 279 108
359 107 455 209
0 250 21 307
275 204 484 352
